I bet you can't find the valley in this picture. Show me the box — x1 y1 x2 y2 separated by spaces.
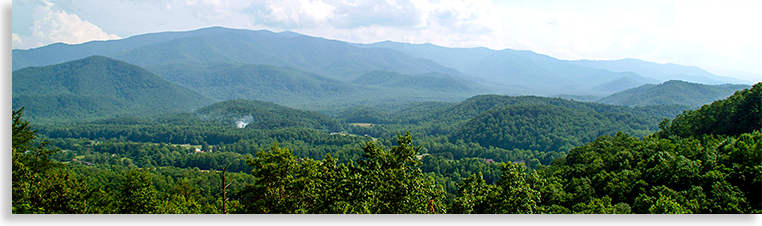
11 26 760 214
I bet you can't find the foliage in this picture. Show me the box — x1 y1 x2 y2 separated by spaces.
237 132 446 214
194 99 342 132
598 80 750 107
12 107 109 214
448 162 540 214
13 82 761 214
12 56 214 124
658 82 761 138
449 104 653 153
527 129 759 213
117 170 159 214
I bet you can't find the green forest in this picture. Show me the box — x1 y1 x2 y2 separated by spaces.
12 82 761 214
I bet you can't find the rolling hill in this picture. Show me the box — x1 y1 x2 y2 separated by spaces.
335 94 689 139
429 95 644 123
597 80 750 107
657 82 761 138
12 56 215 123
193 99 342 132
448 104 650 153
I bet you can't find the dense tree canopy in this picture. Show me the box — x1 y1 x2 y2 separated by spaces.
658 82 761 138
12 82 761 214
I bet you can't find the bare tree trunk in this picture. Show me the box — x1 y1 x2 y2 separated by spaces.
220 163 232 214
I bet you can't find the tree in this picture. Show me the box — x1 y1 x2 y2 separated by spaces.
118 170 158 214
648 195 692 214
451 162 541 214
157 179 206 214
238 143 323 213
219 163 232 214
12 107 109 214
237 132 446 214
449 172 497 214
493 162 541 213
356 132 446 213
12 107 59 188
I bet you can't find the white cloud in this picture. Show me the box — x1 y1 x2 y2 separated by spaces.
271 0 504 49
243 0 337 28
12 1 120 49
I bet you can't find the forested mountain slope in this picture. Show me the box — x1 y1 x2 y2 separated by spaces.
144 62 483 111
144 62 359 104
597 80 750 107
12 56 214 123
520 82 761 214
339 94 690 155
657 82 761 138
429 94 688 126
352 70 487 93
449 104 654 153
194 99 342 132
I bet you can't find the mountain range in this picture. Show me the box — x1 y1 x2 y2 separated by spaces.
357 41 751 92
12 55 483 123
11 26 754 123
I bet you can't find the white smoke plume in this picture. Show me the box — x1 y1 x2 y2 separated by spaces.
235 115 254 128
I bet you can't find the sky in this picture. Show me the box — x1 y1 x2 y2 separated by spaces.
10 0 762 83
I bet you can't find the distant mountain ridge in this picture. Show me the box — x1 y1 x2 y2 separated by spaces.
14 26 466 82
12 26 245 71
571 58 750 84
358 41 659 95
12 26 750 100
358 41 749 92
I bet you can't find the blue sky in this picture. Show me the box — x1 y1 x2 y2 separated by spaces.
11 0 762 82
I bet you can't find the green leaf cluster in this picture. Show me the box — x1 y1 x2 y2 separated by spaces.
237 132 446 214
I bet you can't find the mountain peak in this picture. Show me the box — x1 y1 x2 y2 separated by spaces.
12 56 214 123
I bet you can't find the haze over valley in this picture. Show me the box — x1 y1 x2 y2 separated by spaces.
12 26 753 122
10 0 761 215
